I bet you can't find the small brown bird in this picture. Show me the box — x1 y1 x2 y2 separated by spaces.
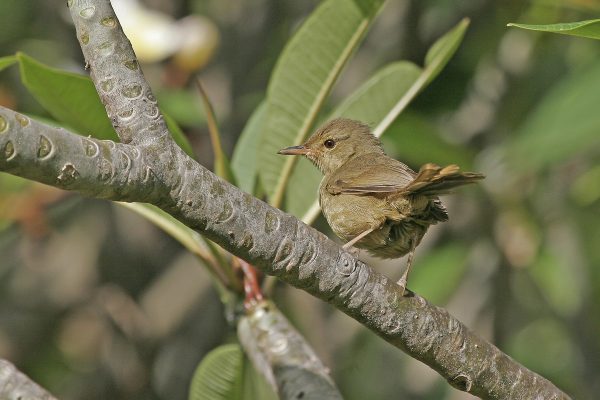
279 118 484 294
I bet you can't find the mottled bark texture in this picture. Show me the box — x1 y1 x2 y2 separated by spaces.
0 1 572 399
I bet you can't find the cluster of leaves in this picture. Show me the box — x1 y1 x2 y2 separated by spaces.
1 0 599 397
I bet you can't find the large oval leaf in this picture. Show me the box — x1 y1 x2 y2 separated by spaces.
258 0 386 207
508 19 600 40
334 62 422 122
189 344 244 400
373 18 469 137
17 52 117 139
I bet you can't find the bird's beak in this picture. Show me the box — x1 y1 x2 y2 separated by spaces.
278 145 309 155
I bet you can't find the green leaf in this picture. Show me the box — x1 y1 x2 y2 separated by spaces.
258 0 386 207
335 62 422 121
372 17 469 137
508 19 600 40
118 202 232 300
232 102 266 193
17 52 117 140
510 60 600 169
0 55 17 72
424 18 469 81
189 344 244 400
284 157 323 220
241 354 279 400
0 174 31 192
409 243 469 304
156 88 206 126
164 113 195 157
118 202 214 263
196 80 236 184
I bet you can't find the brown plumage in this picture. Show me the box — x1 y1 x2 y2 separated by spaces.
279 118 484 293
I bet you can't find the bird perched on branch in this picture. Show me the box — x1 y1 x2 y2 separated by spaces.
279 118 484 295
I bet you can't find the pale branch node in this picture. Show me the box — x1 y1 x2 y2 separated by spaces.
0 359 59 400
0 0 573 399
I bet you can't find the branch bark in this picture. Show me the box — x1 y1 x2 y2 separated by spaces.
239 301 342 399
0 1 571 399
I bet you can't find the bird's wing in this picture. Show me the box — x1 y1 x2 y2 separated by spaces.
399 163 485 196
326 155 416 195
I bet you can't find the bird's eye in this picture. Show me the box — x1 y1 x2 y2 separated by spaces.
324 139 335 149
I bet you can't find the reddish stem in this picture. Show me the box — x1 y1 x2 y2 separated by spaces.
236 258 264 310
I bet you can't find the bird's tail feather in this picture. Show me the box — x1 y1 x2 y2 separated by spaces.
402 163 484 196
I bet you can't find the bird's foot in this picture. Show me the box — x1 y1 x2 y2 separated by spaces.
395 247 415 297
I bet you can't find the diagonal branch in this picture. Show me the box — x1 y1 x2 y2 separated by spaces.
0 1 572 399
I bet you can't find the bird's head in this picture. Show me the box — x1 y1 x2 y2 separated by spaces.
278 118 384 175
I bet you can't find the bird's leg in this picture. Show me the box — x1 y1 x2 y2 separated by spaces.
342 227 375 251
397 235 417 296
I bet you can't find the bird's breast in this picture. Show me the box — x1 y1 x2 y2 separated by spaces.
319 182 432 259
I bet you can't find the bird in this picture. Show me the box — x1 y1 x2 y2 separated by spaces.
278 118 484 294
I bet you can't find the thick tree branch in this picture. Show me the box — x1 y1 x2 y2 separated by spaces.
0 109 166 202
0 1 572 399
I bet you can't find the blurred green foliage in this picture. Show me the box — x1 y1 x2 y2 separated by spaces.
0 0 599 399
